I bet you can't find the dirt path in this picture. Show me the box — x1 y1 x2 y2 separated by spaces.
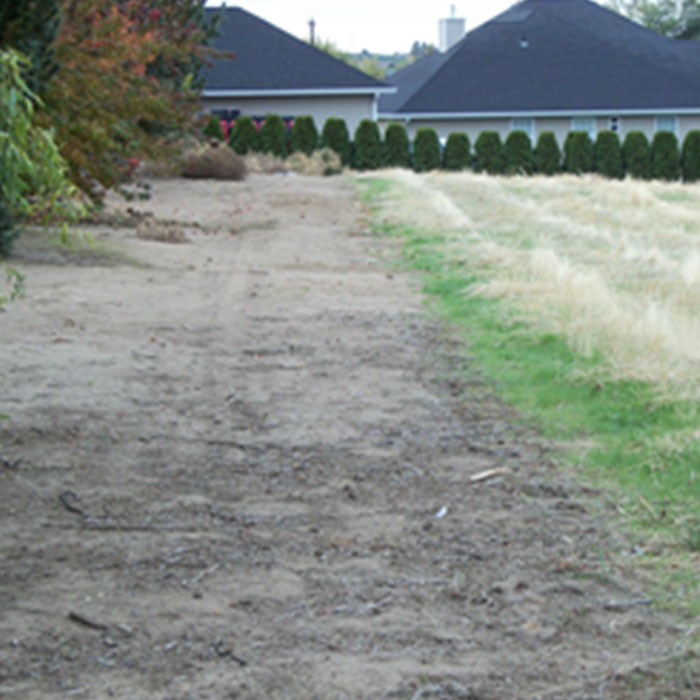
0 174 693 699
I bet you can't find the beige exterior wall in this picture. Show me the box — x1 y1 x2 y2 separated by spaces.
379 113 700 146
202 94 376 134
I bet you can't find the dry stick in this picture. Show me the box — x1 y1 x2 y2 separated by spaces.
602 598 654 611
68 611 108 631
59 490 89 519
469 467 509 484
638 495 659 520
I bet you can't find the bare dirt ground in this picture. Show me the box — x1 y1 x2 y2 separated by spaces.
1 174 697 699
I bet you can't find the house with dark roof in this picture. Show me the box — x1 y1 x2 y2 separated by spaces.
379 0 700 145
201 6 392 134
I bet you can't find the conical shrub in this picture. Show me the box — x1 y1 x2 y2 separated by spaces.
413 128 440 172
228 116 261 154
534 132 562 175
651 131 680 181
260 114 288 158
593 130 623 179
291 115 318 156
321 118 351 165
682 130 700 182
504 130 534 174
352 119 381 170
382 122 410 168
622 131 651 179
442 132 470 171
474 131 505 174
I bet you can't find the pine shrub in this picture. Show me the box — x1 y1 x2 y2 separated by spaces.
228 116 261 154
203 113 225 141
442 132 470 171
413 128 440 172
593 130 623 179
352 119 382 170
321 117 351 166
261 114 288 158
534 132 562 175
622 131 651 179
0 201 18 258
291 115 318 156
504 130 534 174
382 122 410 168
681 130 700 182
474 131 505 174
563 131 593 174
651 131 680 180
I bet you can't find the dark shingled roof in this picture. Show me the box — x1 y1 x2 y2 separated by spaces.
203 6 387 93
379 51 449 113
381 0 700 116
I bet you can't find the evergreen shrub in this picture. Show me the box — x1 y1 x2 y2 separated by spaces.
474 131 505 174
203 114 224 141
534 132 561 175
352 119 382 170
593 130 623 179
382 123 410 168
321 117 351 165
228 116 261 154
622 131 651 179
260 114 287 157
413 128 440 172
291 115 318 156
651 131 680 180
681 130 700 182
442 132 470 171
563 131 593 173
504 130 534 174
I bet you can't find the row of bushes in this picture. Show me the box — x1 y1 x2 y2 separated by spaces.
202 113 700 182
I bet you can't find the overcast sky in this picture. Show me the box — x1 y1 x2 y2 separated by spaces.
204 1 518 54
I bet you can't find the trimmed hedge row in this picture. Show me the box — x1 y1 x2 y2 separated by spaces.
208 112 700 181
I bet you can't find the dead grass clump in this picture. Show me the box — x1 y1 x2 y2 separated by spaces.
136 216 188 244
287 148 342 176
181 143 247 181
243 152 288 174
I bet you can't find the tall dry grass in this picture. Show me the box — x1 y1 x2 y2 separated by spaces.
366 170 700 399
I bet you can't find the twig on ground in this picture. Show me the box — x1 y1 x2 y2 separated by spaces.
638 496 659 520
602 598 654 611
213 641 248 666
469 467 509 484
68 611 108 631
59 490 89 519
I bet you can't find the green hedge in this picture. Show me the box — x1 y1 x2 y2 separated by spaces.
413 128 440 172
291 115 318 156
593 130 623 179
651 131 680 180
353 119 382 170
504 130 534 174
474 131 505 174
261 113 288 157
321 117 351 165
203 114 224 141
622 131 651 180
383 122 411 168
681 130 700 182
442 132 470 171
228 116 261 154
564 131 593 174
534 132 562 175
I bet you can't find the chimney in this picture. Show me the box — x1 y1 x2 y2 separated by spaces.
439 6 465 52
309 18 316 45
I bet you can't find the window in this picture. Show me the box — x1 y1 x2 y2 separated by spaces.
655 116 677 135
511 118 534 143
571 117 596 140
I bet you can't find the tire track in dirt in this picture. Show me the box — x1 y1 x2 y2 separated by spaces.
0 175 693 699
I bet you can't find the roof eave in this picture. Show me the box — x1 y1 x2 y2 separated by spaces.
379 106 700 120
203 87 397 98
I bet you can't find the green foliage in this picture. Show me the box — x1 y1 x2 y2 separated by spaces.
321 117 351 165
291 115 318 156
382 123 411 168
260 114 288 158
681 130 700 182
622 131 651 179
228 116 261 154
504 130 534 174
0 201 18 258
608 0 700 38
593 130 624 179
474 131 505 174
534 132 562 175
352 119 382 170
0 263 24 308
563 131 593 174
203 114 224 141
0 49 78 255
651 130 680 180
442 132 470 171
412 128 440 172
311 37 387 78
0 0 60 94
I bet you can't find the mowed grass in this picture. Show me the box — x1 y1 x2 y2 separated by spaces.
357 170 700 618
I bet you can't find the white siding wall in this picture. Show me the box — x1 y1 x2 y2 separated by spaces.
202 94 376 134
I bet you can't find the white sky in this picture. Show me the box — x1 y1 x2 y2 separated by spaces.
204 1 517 54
